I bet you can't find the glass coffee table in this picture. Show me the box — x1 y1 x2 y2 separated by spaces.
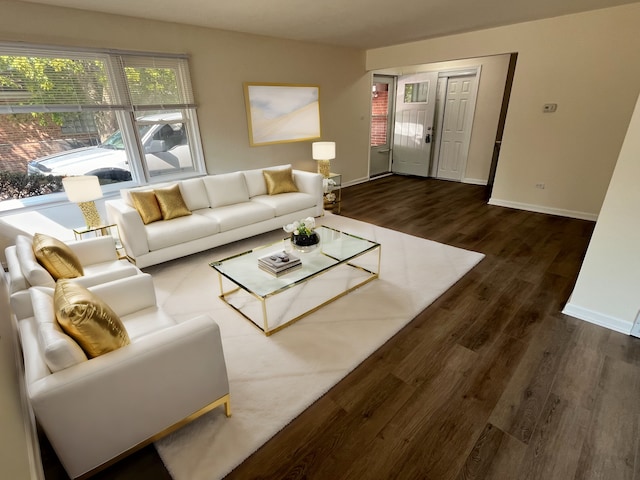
210 225 381 335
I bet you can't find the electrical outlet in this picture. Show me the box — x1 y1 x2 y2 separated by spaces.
535 183 545 189
543 103 557 113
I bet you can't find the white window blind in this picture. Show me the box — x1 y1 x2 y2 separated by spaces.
0 45 195 114
121 56 195 111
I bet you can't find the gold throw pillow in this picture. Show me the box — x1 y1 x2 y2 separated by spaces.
130 190 163 224
32 233 84 280
263 167 299 195
155 184 192 220
54 280 130 358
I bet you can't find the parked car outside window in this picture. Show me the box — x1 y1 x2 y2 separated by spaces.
27 112 192 182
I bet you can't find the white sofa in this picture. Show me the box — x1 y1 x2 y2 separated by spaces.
5 235 141 321
22 273 230 479
105 166 324 268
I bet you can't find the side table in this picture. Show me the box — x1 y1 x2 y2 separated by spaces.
323 172 342 214
73 224 128 261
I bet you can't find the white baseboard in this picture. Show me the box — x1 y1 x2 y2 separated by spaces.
462 177 487 186
343 176 370 188
488 198 598 221
562 303 632 335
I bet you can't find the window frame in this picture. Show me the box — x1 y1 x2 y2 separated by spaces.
0 42 206 212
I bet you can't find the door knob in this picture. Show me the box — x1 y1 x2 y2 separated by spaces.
425 134 431 144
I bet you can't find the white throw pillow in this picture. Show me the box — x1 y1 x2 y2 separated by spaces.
178 178 210 210
203 172 250 208
15 235 55 288
30 287 88 372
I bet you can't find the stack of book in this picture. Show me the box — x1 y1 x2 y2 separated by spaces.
258 251 302 277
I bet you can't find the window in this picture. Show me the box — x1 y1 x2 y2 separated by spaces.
0 43 205 208
371 82 390 147
404 81 430 103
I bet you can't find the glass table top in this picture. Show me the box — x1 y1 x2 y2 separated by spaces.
210 225 379 298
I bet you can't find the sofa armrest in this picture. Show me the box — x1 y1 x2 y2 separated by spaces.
70 261 141 298
28 314 228 479
293 170 323 197
68 236 119 265
5 245 27 293
293 170 323 216
86 273 156 318
105 199 149 258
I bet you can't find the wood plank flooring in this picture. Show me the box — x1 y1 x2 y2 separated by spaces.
41 175 640 480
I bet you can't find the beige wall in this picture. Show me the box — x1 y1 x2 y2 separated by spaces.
375 54 511 184
367 4 640 219
0 0 371 185
564 91 640 334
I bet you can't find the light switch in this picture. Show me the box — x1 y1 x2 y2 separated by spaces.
543 103 557 113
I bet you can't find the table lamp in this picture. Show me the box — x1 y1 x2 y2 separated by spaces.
312 141 335 178
62 175 104 229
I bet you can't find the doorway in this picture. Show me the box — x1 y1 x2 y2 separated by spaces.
369 54 513 188
370 75 395 177
431 69 480 181
486 53 518 199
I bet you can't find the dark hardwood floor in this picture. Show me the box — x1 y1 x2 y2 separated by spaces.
42 175 640 479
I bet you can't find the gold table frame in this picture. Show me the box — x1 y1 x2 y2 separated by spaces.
210 226 381 336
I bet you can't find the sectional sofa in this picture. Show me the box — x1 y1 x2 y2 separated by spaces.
106 165 324 268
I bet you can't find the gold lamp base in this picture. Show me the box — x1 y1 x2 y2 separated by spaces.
317 159 331 178
78 201 103 229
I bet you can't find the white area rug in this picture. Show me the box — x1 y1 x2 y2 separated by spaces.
151 214 484 480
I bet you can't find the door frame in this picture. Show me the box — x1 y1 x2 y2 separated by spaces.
430 66 481 180
369 74 396 177
486 53 518 199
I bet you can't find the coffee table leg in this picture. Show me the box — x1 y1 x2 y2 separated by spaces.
261 300 270 335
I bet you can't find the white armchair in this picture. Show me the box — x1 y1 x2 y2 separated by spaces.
5 234 140 320
21 273 230 479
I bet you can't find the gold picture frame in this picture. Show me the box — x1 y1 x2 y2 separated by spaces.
243 82 321 146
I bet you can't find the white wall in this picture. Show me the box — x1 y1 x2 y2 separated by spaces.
367 4 640 220
563 91 640 334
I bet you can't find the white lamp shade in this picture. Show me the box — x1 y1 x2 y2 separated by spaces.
312 142 336 161
62 176 103 203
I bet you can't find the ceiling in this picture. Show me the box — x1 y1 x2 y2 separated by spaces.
20 0 640 49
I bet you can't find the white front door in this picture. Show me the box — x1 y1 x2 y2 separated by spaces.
392 72 438 177
437 75 475 181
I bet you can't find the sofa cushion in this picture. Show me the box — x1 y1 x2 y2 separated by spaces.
252 192 318 217
130 190 163 224
16 235 54 288
203 172 249 208
32 233 84 280
145 213 219 251
31 287 88 372
178 178 210 210
204 202 275 232
155 184 192 220
263 166 299 195
54 280 131 358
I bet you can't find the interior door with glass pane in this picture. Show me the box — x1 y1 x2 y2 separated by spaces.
370 75 395 177
392 72 438 177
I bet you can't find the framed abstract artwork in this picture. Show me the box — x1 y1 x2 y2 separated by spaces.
243 83 321 146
